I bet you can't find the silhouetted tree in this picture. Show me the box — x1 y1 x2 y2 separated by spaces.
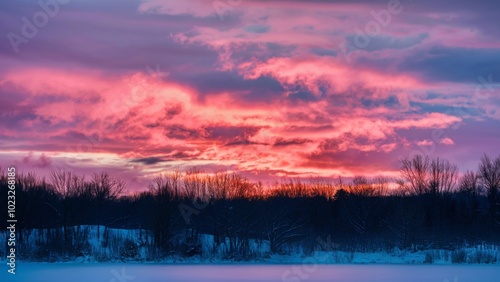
3 153 500 261
478 154 500 225
50 170 87 253
460 170 480 196
89 172 125 239
148 174 175 252
400 155 430 195
261 204 306 253
429 158 458 195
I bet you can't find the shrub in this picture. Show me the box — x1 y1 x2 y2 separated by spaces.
451 250 467 264
120 238 139 260
424 252 434 264
470 250 497 264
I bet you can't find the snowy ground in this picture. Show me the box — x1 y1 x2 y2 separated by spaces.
2 264 500 282
2 226 498 264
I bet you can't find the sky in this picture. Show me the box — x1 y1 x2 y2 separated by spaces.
0 0 499 191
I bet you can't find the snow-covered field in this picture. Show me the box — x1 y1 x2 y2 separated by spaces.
3 226 498 264
2 264 500 282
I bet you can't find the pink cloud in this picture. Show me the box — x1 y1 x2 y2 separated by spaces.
416 140 433 146
138 0 217 18
440 137 455 145
2 0 499 191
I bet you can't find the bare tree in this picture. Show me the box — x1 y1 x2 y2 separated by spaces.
372 176 390 196
148 173 179 251
50 170 85 199
90 172 126 239
271 178 311 198
18 172 39 190
50 170 86 253
400 155 430 195
90 172 125 201
227 173 255 199
458 170 481 221
350 176 375 196
183 168 207 200
428 158 458 194
477 154 500 224
206 171 255 199
307 177 337 198
385 197 421 250
336 187 375 235
478 154 500 195
206 171 232 199
459 170 480 196
209 201 259 258
400 155 458 196
263 206 306 253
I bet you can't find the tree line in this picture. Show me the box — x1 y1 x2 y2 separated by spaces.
0 154 499 261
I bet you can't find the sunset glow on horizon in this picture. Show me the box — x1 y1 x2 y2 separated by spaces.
1 0 499 191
